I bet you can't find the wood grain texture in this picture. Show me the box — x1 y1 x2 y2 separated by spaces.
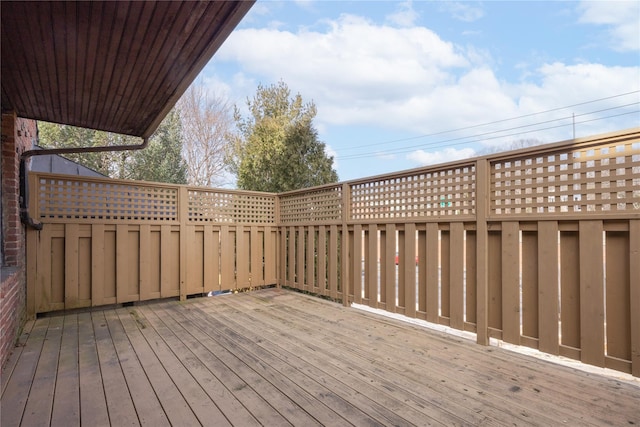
3 289 639 426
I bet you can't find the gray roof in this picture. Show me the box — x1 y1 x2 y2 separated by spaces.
30 147 106 178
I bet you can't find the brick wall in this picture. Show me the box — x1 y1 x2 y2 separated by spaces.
1 268 25 366
1 112 36 367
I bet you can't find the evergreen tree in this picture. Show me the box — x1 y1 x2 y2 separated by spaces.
37 108 187 184
227 81 338 192
37 122 127 177
127 109 187 184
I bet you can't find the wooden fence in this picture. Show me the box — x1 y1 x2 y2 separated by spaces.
26 178 278 314
26 128 640 376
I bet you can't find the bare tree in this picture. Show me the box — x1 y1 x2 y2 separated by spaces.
178 83 234 187
478 138 545 155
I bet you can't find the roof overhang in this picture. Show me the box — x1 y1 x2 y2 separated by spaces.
1 1 254 139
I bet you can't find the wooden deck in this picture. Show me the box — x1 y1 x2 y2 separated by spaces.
2 288 639 426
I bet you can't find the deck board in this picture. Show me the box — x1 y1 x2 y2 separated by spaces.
21 316 62 426
205 295 516 425
115 307 201 426
131 307 233 427
138 307 259 426
1 320 34 396
195 296 478 426
223 292 599 425
1 317 49 427
152 304 316 426
92 311 140 426
77 312 110 426
147 304 289 426
103 310 170 427
168 302 391 426
51 314 80 427
2 288 640 426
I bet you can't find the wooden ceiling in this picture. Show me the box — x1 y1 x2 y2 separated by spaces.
1 1 254 139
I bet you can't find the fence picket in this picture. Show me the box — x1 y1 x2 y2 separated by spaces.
138 224 151 300
537 221 559 355
64 224 79 308
366 224 378 308
501 221 520 345
521 229 538 346
329 224 339 299
579 220 605 367
465 229 477 330
425 223 439 323
450 222 464 330
403 223 417 318
630 220 640 377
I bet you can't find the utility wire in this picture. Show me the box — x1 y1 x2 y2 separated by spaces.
338 108 640 160
339 102 639 159
337 90 640 152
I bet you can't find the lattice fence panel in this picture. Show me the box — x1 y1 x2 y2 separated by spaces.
350 165 476 221
279 186 343 224
188 189 276 224
37 176 178 221
491 139 640 215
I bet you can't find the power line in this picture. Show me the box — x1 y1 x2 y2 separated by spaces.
336 90 640 153
339 102 639 160
338 108 640 161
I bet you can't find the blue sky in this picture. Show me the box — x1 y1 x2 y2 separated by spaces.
200 0 640 182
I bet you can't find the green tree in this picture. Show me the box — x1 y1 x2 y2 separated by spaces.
127 109 187 184
37 108 187 184
37 122 129 176
227 81 338 192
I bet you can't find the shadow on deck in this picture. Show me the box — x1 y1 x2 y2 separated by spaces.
2 288 639 426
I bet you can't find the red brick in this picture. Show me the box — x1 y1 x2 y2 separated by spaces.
1 113 31 367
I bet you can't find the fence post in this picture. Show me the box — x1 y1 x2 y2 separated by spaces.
342 183 350 307
178 185 189 300
25 173 39 319
476 159 490 345
631 220 640 377
275 194 282 288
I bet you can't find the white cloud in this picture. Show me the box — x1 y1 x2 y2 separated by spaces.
325 144 338 170
533 62 639 98
293 0 315 10
200 75 233 100
407 147 476 165
440 2 485 22
513 62 640 138
215 11 639 153
217 14 470 130
461 30 482 37
578 1 640 51
240 2 273 24
386 1 419 27
376 152 396 160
